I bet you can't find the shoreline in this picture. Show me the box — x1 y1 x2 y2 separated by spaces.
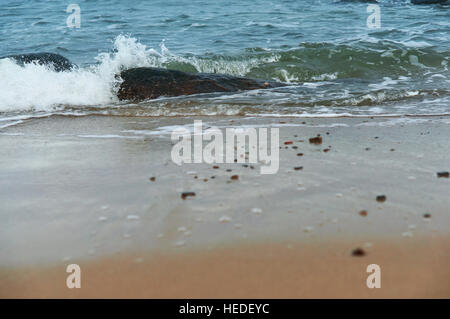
1 114 449 297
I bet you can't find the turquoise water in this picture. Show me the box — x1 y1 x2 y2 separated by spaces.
0 0 449 118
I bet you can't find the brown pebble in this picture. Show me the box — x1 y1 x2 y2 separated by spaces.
309 136 322 145
203 178 208 182
194 176 198 179
284 141 293 145
359 210 368 217
297 153 304 157
230 175 239 180
437 171 449 178
149 177 156 182
423 213 431 219
376 195 386 203
294 166 303 171
213 165 219 169
323 148 330 153
351 248 366 257
280 121 286 124
181 192 196 200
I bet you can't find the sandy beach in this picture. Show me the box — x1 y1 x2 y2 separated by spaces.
1 115 450 298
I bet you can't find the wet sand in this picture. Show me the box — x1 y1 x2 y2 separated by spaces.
0 115 450 298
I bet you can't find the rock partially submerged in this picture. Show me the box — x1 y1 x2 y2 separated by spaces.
411 0 447 4
1 53 75 71
117 67 286 101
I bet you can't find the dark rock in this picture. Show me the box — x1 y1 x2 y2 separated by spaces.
181 192 196 200
117 67 286 101
1 53 75 71
376 195 386 203
411 0 447 4
230 175 239 180
351 248 366 257
437 171 449 178
309 136 323 145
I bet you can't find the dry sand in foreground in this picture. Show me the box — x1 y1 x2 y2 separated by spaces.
1 236 449 298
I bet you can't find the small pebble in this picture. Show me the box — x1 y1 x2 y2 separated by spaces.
376 195 386 203
230 175 239 180
423 213 431 219
309 136 322 145
359 210 368 217
294 166 303 171
437 171 449 178
181 192 196 200
351 248 366 257
149 177 156 182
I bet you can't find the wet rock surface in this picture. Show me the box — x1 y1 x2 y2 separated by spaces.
117 67 286 101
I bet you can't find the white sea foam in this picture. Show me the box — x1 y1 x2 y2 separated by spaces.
0 35 279 114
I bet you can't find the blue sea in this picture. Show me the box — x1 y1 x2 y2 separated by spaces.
0 0 449 121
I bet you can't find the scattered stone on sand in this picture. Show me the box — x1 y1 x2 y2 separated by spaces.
359 210 368 217
284 141 293 145
294 166 303 171
149 177 156 182
219 215 232 223
376 195 387 203
423 213 431 219
309 135 322 145
297 153 304 156
437 171 449 178
351 248 366 257
213 165 219 169
230 175 239 180
181 192 196 200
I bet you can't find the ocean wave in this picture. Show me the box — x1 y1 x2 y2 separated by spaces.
0 35 448 115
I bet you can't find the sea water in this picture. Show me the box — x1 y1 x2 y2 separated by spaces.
0 0 449 119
